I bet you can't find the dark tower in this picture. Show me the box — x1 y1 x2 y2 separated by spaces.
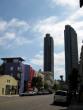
64 25 78 81
44 34 54 78
80 0 83 7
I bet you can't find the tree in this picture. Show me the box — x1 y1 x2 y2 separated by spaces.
60 75 63 81
32 76 43 91
36 76 43 91
44 82 49 90
38 69 42 73
52 83 58 91
32 77 37 88
68 68 79 92
68 68 80 103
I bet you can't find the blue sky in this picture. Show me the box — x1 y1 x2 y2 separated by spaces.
0 0 82 80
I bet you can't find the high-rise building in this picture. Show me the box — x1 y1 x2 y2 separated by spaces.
79 44 83 85
44 34 54 78
80 0 83 7
64 25 78 81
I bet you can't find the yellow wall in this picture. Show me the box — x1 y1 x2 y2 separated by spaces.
0 75 18 95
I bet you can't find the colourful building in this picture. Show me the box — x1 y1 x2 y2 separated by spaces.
1 57 25 80
20 65 36 93
0 57 36 93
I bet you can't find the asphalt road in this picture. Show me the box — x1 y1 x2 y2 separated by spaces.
0 95 67 110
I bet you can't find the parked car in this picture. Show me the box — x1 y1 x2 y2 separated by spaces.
28 91 36 96
37 91 43 95
19 91 37 96
19 92 29 96
54 90 67 103
37 90 51 95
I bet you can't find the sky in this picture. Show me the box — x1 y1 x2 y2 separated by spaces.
0 0 82 80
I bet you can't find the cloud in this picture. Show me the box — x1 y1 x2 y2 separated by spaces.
5 32 16 39
54 52 65 79
0 20 7 31
29 53 43 67
0 32 16 46
34 8 83 54
50 0 79 9
8 18 30 33
14 36 31 46
33 7 83 79
0 18 31 48
54 66 65 80
33 16 69 47
54 52 65 66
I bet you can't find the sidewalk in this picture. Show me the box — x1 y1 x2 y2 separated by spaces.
68 97 83 110
0 95 19 97
68 102 83 110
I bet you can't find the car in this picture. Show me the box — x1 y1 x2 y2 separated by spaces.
19 91 37 96
37 91 43 95
19 92 29 96
28 91 37 95
37 90 50 95
54 90 67 103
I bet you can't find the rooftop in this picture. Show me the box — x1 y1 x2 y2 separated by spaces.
1 57 25 61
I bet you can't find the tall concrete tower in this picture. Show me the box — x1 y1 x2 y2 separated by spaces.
44 34 54 79
64 25 78 81
79 44 83 85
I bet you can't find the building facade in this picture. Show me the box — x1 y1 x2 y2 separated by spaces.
19 65 36 93
64 25 78 81
44 34 54 79
0 75 18 95
0 57 36 93
1 57 25 93
79 45 83 85
1 57 25 80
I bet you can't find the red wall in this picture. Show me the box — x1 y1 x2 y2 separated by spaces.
28 66 36 90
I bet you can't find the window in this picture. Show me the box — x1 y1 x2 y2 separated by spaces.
2 88 4 94
7 80 10 83
10 67 13 71
55 91 67 96
17 67 21 71
13 59 18 63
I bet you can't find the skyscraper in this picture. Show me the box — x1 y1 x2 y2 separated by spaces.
80 0 83 7
64 25 78 81
79 44 83 86
44 34 54 78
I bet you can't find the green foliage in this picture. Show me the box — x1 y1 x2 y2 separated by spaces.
32 77 37 87
38 69 42 73
44 82 49 90
36 76 43 91
68 68 80 91
52 82 61 91
32 76 43 91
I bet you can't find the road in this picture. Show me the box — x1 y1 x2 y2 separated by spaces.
0 95 67 110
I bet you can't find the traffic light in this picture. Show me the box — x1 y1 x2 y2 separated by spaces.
80 0 83 7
